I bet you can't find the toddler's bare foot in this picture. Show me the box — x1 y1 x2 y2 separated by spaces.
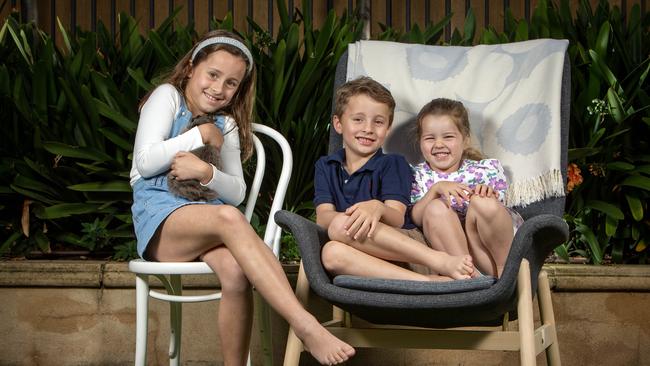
294 321 355 365
439 254 474 280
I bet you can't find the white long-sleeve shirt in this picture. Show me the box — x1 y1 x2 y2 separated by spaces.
129 84 246 206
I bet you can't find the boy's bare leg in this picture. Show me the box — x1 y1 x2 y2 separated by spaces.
322 241 453 281
149 204 355 365
328 213 473 279
464 196 515 277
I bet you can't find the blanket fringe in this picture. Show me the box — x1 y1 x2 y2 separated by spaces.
506 169 565 207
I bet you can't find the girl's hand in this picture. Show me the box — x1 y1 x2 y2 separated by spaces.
343 200 385 241
472 184 497 198
169 151 213 184
197 123 224 149
430 181 471 207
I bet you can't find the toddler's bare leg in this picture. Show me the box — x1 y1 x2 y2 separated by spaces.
465 196 514 277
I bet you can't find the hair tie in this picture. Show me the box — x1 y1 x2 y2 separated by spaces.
191 37 253 73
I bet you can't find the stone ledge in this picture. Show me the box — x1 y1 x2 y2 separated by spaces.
1 261 649 291
545 264 650 291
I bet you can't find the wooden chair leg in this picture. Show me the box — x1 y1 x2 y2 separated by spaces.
538 270 561 366
134 274 149 366
517 259 536 366
283 262 308 366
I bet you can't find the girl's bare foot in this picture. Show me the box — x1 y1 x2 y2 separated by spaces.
438 254 474 280
294 320 355 365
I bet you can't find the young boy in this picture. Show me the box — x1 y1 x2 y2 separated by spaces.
314 76 475 281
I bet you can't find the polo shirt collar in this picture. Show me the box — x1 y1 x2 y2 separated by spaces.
327 148 385 173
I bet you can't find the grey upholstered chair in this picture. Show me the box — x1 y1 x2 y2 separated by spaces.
276 42 570 366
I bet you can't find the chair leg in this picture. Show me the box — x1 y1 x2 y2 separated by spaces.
538 270 561 366
168 275 182 366
283 262 308 366
517 259 536 366
134 274 150 366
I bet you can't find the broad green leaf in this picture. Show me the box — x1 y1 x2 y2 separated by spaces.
594 21 610 59
634 165 650 174
625 194 644 221
575 223 603 264
585 200 624 220
553 243 570 262
568 147 600 160
36 203 101 219
43 142 112 162
68 181 132 192
34 230 51 253
606 87 625 123
98 127 133 151
621 175 650 191
607 162 635 171
56 17 73 54
9 184 59 205
94 98 137 133
605 215 617 237
127 67 154 91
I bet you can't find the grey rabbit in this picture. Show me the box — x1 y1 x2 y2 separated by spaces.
167 115 222 201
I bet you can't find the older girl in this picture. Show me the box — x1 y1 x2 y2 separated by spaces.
130 30 354 366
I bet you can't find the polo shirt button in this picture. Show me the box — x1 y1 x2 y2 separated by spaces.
344 179 348 184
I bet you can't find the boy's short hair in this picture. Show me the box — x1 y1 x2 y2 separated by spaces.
333 76 396 125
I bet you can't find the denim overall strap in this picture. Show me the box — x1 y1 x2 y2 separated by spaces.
170 98 226 138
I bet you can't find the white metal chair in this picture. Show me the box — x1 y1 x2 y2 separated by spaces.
128 123 293 366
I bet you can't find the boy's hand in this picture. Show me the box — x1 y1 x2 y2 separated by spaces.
430 181 471 207
343 199 385 241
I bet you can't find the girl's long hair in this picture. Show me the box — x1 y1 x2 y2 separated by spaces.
140 30 255 161
414 98 484 161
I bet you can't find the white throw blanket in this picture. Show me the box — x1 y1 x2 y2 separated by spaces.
346 39 568 207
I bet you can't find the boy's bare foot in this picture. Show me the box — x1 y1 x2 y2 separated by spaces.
438 254 474 280
294 320 355 365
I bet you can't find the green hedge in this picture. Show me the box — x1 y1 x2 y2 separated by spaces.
0 0 648 263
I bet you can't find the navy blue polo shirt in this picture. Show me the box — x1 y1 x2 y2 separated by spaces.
314 148 415 229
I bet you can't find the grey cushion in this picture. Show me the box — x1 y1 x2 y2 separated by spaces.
334 275 497 295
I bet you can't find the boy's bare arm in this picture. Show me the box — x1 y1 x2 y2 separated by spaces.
316 203 340 229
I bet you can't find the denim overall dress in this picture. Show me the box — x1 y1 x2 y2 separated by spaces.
131 101 225 258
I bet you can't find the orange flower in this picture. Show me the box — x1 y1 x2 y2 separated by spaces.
567 163 583 193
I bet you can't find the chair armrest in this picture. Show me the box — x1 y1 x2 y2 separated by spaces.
274 210 334 289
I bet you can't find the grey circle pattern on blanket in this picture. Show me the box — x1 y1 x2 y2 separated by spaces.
406 46 468 81
497 103 551 155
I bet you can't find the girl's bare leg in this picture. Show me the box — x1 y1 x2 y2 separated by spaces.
149 204 354 365
464 196 515 277
203 246 253 366
328 213 473 280
421 199 489 277
321 241 453 281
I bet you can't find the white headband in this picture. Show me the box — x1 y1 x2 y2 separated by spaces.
191 37 254 73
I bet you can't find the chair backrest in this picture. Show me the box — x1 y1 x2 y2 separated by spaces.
250 123 293 256
330 41 570 220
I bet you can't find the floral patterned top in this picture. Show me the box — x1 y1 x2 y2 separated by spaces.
410 159 509 217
